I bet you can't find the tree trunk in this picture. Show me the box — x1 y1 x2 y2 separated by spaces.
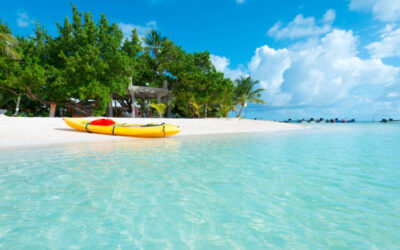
23 85 91 116
205 103 207 118
236 104 245 118
13 95 21 117
167 97 172 118
63 103 91 117
107 94 113 117
49 103 57 117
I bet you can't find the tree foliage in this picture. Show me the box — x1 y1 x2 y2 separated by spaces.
234 76 266 118
0 5 265 118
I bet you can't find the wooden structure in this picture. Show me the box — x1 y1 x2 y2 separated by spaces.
107 79 172 118
127 80 173 117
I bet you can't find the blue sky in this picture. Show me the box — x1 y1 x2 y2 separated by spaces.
2 0 400 120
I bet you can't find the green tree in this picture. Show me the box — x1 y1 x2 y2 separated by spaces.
1 7 264 119
234 76 265 118
139 30 169 91
0 59 24 116
122 28 143 83
19 24 57 116
0 20 25 116
122 30 146 82
143 29 166 64
50 4 130 115
169 51 235 118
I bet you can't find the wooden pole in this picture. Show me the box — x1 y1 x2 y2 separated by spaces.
157 94 161 104
128 77 136 118
167 96 172 118
130 92 136 118
107 93 113 117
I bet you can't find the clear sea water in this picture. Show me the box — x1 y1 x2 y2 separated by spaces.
0 123 399 249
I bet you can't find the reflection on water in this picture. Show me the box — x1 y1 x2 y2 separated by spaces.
64 137 182 155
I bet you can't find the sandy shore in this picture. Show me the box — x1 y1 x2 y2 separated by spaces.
0 116 306 148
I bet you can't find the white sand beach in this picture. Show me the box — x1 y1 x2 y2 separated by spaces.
0 116 305 148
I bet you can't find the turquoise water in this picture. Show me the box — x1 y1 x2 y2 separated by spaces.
1 124 399 249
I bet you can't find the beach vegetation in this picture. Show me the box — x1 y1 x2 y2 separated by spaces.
0 20 21 60
234 76 265 118
0 5 265 118
150 103 167 118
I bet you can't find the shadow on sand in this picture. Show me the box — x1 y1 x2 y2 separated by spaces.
54 128 80 133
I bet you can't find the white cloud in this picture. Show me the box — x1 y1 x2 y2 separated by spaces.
322 9 336 23
212 11 400 118
118 21 157 40
349 0 400 22
248 46 291 106
210 55 247 80
210 55 229 72
246 9 400 119
387 92 400 98
17 12 33 28
366 24 400 58
249 29 400 109
267 9 335 40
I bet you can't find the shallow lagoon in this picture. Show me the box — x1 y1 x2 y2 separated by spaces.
0 123 399 248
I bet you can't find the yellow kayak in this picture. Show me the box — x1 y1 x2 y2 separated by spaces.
64 118 180 138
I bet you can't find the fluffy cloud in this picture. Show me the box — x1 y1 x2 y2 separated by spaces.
118 21 157 40
215 9 400 119
349 0 400 22
214 21 400 117
248 46 291 106
366 24 400 58
267 9 335 40
387 92 400 98
210 55 247 80
249 29 400 111
250 9 400 118
322 9 336 23
17 12 33 28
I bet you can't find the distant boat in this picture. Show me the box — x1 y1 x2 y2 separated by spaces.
283 118 355 123
335 119 355 123
380 118 400 123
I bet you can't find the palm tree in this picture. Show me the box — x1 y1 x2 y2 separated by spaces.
219 103 237 119
150 103 167 118
234 76 265 118
0 33 21 60
142 29 166 63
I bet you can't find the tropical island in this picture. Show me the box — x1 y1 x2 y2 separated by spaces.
0 5 265 119
1 1 399 249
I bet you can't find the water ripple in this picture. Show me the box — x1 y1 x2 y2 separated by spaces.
0 124 399 248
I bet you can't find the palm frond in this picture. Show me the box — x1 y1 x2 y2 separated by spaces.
0 33 21 59
150 103 167 117
0 33 19 45
233 76 266 117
